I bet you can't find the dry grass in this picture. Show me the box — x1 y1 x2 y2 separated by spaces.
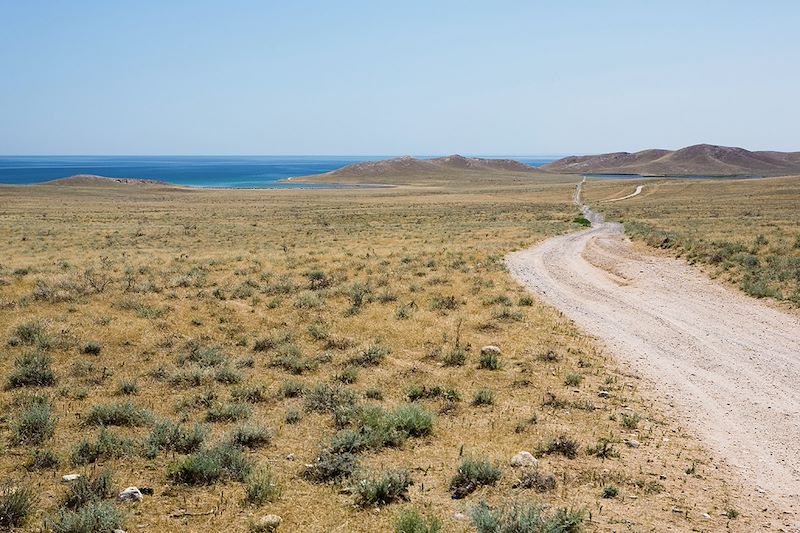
0 179 754 531
586 175 800 306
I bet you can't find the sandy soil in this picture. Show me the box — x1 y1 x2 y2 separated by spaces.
507 182 800 530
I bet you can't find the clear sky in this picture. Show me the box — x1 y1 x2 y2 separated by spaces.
1 1 798 155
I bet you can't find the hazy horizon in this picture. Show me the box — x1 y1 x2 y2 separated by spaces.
2 1 799 155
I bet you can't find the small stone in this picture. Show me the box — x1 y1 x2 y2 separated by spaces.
510 451 538 468
597 390 610 399
702 513 711 520
118 487 144 503
453 512 468 521
624 439 640 448
62 474 81 482
258 515 282 531
113 530 128 533
480 345 501 356
286 453 295 461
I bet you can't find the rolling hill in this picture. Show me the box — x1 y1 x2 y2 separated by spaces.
542 144 800 176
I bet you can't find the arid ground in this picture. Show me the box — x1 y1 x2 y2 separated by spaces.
0 175 789 532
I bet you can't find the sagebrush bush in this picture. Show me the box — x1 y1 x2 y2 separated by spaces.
72 429 136 465
303 450 360 484
206 402 252 423
470 500 584 533
7 351 57 388
0 484 38 529
393 509 442 533
168 443 252 485
230 424 272 449
353 469 413 507
27 448 60 470
348 343 390 367
535 435 580 459
145 421 207 457
472 388 495 406
48 501 124 533
232 384 269 403
62 470 113 510
243 467 281 506
450 457 501 498
11 398 57 445
512 470 557 492
83 402 152 427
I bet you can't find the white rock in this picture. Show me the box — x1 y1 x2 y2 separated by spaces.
510 451 538 468
286 453 295 461
118 487 143 503
258 515 282 530
624 439 640 448
453 512 468 521
597 390 610 399
480 345 501 356
702 513 711 520
62 474 81 482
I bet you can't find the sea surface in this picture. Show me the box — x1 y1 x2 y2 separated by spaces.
0 155 561 188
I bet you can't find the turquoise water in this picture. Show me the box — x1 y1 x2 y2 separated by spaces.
0 156 559 188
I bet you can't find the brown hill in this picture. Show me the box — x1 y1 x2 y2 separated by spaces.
42 174 172 187
324 155 539 179
543 144 800 176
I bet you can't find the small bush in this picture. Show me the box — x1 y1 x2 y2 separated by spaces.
72 429 136 465
391 404 434 437
304 449 360 484
450 457 502 499
117 380 139 395
470 500 584 533
214 366 243 385
7 352 57 388
27 448 60 470
478 352 500 370
587 438 619 459
393 509 442 533
620 412 641 429
230 425 272 449
535 435 580 459
443 346 468 366
304 383 357 414
0 484 38 529
334 366 359 384
602 485 619 498
472 388 495 406
354 470 413 508
168 443 252 485
279 380 305 398
81 342 102 356
232 384 269 403
48 501 124 533
364 387 384 400
62 470 113 510
145 421 207 457
13 320 50 347
285 409 302 424
206 402 252 423
430 294 458 311
243 468 281 507
564 373 583 387
84 402 152 427
518 295 534 306
348 343 390 367
11 399 57 445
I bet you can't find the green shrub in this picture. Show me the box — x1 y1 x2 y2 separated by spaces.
230 425 272 449
405 385 460 403
62 470 113 510
563 373 583 387
334 366 359 384
214 366 243 384
243 467 281 506
586 438 619 459
303 450 359 484
602 485 619 498
450 457 501 498
620 412 641 429
472 388 495 406
48 501 124 533
81 342 102 356
178 345 227 367
168 443 252 485
144 421 207 457
232 384 269 403
393 509 442 533
279 380 305 398
535 435 580 459
0 484 38 529
7 351 57 388
364 387 384 400
304 383 357 414
27 448 60 470
206 402 252 423
512 470 556 492
11 399 57 445
13 320 50 347
348 343 390 367
117 379 139 396
353 470 413 507
72 429 136 465
83 402 152 427
478 352 500 370
390 404 434 437
470 500 584 533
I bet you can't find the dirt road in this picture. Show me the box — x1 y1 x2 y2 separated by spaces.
507 182 800 528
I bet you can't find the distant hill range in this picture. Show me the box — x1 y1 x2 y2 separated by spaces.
324 155 539 178
543 144 800 176
43 174 172 187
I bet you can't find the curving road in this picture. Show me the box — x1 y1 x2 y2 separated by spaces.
506 181 800 527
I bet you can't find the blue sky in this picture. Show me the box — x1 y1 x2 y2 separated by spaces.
1 1 798 155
